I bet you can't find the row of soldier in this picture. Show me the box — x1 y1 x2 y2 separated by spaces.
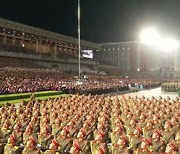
0 94 179 153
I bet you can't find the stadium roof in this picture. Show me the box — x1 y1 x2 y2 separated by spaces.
0 18 101 49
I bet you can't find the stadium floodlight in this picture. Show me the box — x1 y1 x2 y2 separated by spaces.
158 37 179 52
140 28 160 45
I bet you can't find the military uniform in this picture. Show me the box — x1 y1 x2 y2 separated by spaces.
4 133 23 154
90 140 107 154
22 146 41 154
70 138 90 154
57 135 72 152
162 130 175 144
111 144 131 154
4 144 21 154
22 136 42 154
38 132 52 150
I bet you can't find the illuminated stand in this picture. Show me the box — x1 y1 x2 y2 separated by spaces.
140 28 179 79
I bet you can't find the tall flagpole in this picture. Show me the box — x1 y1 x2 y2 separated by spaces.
78 0 81 80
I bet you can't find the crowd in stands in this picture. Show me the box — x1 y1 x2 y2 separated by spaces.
0 95 179 153
0 57 45 69
0 67 161 94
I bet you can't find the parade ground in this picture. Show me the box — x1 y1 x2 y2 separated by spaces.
120 87 178 99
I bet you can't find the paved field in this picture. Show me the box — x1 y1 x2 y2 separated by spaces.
119 87 178 99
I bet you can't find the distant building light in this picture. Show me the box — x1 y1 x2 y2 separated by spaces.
3 28 6 31
108 48 110 51
22 44 25 47
118 48 120 50
128 47 130 50
13 31 16 33
8 31 10 34
104 49 105 51
113 48 115 50
123 48 124 50
137 68 140 72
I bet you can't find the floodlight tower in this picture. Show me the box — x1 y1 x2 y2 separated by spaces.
78 0 81 79
158 38 179 71
140 28 160 46
140 28 160 72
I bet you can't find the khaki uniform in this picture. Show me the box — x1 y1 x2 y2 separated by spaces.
51 124 62 136
1 128 11 142
38 133 52 150
4 144 22 154
142 128 153 138
90 140 107 154
129 135 142 150
162 131 175 143
149 140 165 153
71 138 90 153
13 130 23 145
135 148 152 154
43 150 60 154
22 147 41 154
110 132 125 144
111 144 131 154
23 133 38 146
57 135 72 152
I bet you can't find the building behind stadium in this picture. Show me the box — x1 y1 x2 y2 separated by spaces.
0 18 180 79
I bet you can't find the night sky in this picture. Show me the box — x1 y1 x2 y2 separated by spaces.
0 0 180 43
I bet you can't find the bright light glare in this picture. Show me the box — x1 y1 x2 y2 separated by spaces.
158 38 179 52
140 28 160 45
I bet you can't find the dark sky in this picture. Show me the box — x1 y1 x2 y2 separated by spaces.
0 0 180 43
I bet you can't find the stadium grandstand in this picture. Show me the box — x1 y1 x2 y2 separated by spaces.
0 17 179 154
0 18 100 73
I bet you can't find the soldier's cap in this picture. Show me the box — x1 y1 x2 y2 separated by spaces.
171 116 178 122
135 126 142 133
154 130 162 137
148 120 154 125
14 122 21 129
142 138 152 145
73 141 81 151
52 138 59 147
168 142 178 151
29 136 36 145
167 96 170 100
98 146 105 154
55 118 61 124
130 118 137 124
116 123 124 130
63 127 69 134
10 133 16 142
98 131 105 138
45 125 51 134
120 135 128 143
165 120 173 127
79 128 86 136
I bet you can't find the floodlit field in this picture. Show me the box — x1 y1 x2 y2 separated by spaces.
0 91 67 106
